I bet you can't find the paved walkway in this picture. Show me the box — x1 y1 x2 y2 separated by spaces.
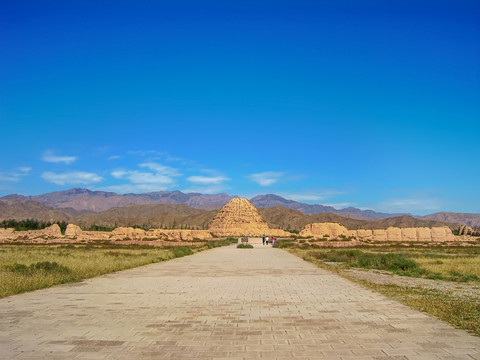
1 245 479 359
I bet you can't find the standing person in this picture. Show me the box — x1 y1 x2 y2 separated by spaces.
266 236 269 245
262 236 265 245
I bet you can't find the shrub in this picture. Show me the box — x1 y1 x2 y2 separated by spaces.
311 249 362 262
273 240 295 248
310 250 425 276
5 261 71 275
237 244 253 249
172 246 194 258
356 253 421 273
104 251 138 257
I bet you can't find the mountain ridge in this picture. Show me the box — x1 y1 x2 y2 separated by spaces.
420 212 480 229
2 188 235 212
250 194 406 219
2 188 478 226
1 188 396 220
0 199 457 231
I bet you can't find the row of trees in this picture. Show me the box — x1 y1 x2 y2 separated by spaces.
85 223 207 231
1 219 214 233
0 219 68 234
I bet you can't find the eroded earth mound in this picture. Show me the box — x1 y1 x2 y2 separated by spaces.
208 198 289 236
300 222 456 242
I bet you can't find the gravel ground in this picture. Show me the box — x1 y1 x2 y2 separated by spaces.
344 267 480 299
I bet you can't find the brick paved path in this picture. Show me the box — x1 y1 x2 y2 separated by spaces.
1 245 479 359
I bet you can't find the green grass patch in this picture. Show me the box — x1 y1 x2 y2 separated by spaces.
310 249 426 276
304 247 480 282
172 246 194 258
5 261 71 275
0 240 232 298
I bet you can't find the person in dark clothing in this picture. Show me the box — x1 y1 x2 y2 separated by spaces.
262 236 265 245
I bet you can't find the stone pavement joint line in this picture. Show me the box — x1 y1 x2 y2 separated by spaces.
0 245 479 359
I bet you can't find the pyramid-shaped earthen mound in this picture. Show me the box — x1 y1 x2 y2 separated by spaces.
209 198 272 236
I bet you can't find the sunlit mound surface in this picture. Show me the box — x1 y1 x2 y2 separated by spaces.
208 198 290 237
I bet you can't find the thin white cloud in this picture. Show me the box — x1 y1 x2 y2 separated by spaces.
127 150 160 156
284 194 324 201
102 183 171 194
280 189 347 202
41 171 103 186
0 167 32 183
375 197 441 214
17 167 32 173
126 171 176 187
107 155 123 160
182 185 229 195
0 174 19 182
323 202 356 209
105 163 180 193
42 150 77 164
111 170 127 179
187 175 229 185
140 162 181 177
248 171 284 186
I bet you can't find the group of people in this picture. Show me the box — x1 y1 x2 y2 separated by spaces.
262 236 275 245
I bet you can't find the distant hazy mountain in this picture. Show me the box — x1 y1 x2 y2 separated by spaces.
420 212 480 229
0 200 79 222
250 194 403 219
2 188 235 212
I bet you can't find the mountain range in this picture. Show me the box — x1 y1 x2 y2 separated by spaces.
2 188 401 219
250 194 403 219
2 188 233 211
0 199 455 231
1 188 479 228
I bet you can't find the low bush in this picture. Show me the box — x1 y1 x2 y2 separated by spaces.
311 249 362 263
273 240 295 248
311 250 425 276
356 253 422 274
172 246 194 258
104 251 140 257
5 261 71 275
237 244 253 249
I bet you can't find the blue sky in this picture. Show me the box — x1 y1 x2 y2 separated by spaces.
1 0 479 214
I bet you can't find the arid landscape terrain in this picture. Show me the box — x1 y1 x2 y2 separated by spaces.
2 188 479 232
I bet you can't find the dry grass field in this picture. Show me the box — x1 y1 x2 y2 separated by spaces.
0 239 234 298
277 241 480 336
